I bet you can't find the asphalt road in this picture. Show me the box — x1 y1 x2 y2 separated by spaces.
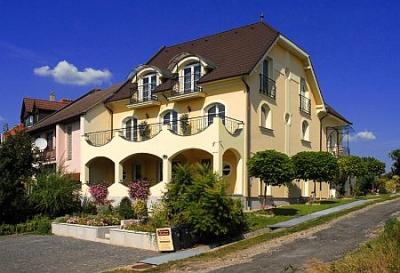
212 198 400 273
0 234 157 273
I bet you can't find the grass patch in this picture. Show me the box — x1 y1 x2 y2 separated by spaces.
246 198 355 231
105 194 399 273
306 217 400 273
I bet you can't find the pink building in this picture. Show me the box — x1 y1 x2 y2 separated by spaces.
27 85 121 180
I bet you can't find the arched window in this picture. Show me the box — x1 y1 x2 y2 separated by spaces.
302 120 310 141
260 104 272 129
207 103 225 125
123 117 138 141
163 110 178 132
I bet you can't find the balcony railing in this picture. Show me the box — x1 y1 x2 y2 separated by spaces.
299 94 311 114
85 115 244 146
259 74 276 99
130 83 158 104
171 74 203 96
34 149 56 162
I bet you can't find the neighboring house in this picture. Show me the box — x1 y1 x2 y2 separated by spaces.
26 85 121 180
21 93 71 128
79 21 351 208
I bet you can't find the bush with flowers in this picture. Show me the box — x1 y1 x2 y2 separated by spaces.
128 180 150 200
89 184 109 205
63 214 120 226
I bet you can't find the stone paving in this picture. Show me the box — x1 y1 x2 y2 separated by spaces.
0 234 157 273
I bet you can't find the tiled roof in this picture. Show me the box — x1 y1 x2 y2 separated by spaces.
325 104 352 125
108 21 279 101
106 81 136 103
27 84 122 133
21 98 71 119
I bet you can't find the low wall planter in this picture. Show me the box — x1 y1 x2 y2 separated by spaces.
109 228 158 251
51 223 120 241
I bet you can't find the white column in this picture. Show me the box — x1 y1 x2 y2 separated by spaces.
115 162 123 184
304 180 309 197
213 152 222 176
267 184 272 196
81 165 90 197
162 157 172 183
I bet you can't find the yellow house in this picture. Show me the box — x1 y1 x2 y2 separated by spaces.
80 21 351 208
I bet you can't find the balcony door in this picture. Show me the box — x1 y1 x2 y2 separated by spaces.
124 117 138 141
163 110 178 133
183 64 201 93
207 103 225 125
141 74 156 101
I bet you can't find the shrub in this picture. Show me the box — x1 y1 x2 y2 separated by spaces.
118 197 135 219
163 164 247 243
0 216 51 236
89 184 108 205
128 180 150 200
149 203 169 228
133 200 148 219
29 170 81 218
63 214 120 226
97 204 113 216
81 196 97 214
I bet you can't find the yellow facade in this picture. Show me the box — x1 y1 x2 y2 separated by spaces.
80 35 348 208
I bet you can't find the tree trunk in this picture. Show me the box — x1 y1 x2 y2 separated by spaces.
263 183 267 209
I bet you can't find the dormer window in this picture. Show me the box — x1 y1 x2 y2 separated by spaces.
25 115 34 127
139 74 157 101
182 63 201 93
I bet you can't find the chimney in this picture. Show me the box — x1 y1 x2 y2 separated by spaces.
49 91 55 102
260 12 265 22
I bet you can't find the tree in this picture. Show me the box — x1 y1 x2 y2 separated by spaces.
337 156 367 196
292 151 338 201
389 149 400 176
0 132 35 224
29 169 81 217
360 157 385 193
248 150 295 207
163 164 247 242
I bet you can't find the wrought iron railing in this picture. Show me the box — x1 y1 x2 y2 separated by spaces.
299 94 311 114
171 74 203 96
259 74 276 99
85 116 244 146
130 83 158 104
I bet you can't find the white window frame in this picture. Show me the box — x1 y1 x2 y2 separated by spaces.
123 117 138 141
181 63 201 92
140 74 157 101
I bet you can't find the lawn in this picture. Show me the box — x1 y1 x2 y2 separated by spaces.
246 198 355 231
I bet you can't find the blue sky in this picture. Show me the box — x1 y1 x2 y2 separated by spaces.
0 0 399 170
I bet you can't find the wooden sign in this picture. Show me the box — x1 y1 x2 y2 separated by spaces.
156 227 174 252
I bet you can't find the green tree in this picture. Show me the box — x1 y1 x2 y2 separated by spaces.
360 157 385 193
292 151 338 201
248 150 295 207
337 156 367 196
163 164 247 243
0 132 35 224
29 169 81 217
389 149 400 176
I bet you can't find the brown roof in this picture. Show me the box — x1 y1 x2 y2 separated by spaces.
325 104 352 125
21 98 70 119
108 22 279 101
27 83 122 133
106 81 136 102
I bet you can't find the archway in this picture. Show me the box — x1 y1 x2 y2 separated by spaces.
86 157 115 186
222 149 241 195
170 148 213 171
120 153 163 186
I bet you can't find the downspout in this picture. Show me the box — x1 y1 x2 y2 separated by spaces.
319 112 328 151
241 76 251 210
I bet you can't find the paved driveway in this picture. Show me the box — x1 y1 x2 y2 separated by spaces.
0 235 157 273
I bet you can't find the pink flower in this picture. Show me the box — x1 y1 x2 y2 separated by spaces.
89 184 109 205
128 180 150 200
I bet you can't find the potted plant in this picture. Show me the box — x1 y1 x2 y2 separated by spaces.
180 114 191 135
138 121 150 140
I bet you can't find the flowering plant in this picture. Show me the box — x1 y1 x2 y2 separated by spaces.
128 180 150 200
89 184 109 205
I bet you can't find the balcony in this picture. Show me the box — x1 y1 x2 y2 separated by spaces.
84 115 243 147
169 74 206 101
299 94 311 114
127 84 161 109
259 74 276 100
34 148 56 163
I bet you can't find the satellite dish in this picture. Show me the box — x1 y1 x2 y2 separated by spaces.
34 138 47 151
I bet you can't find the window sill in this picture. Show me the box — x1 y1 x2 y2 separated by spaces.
301 139 312 146
259 126 274 136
